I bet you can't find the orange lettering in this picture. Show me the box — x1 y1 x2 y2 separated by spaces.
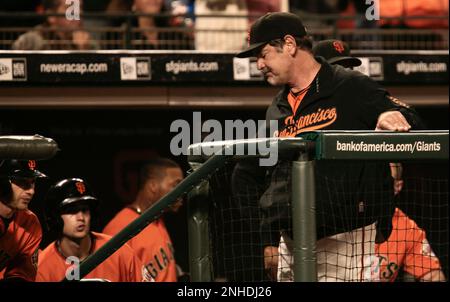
317 109 325 122
329 108 336 120
304 114 312 127
285 116 294 126
28 160 36 170
75 182 86 194
279 107 337 138
297 116 305 129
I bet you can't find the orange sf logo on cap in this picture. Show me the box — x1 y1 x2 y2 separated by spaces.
28 160 36 170
333 41 345 53
75 182 86 194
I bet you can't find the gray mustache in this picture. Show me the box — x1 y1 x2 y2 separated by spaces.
262 68 271 75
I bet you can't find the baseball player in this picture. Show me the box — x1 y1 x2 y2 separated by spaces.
37 178 151 282
0 159 46 281
103 157 183 282
277 207 446 282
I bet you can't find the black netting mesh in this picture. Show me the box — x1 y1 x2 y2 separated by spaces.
203 160 448 282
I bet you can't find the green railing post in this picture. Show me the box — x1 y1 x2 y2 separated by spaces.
188 179 213 282
291 151 317 282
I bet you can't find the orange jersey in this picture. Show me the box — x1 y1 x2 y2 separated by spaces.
373 208 443 281
103 207 177 282
37 232 149 282
0 210 41 281
278 208 443 282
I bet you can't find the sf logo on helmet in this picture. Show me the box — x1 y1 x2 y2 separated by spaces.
28 160 36 170
75 182 86 194
333 41 345 54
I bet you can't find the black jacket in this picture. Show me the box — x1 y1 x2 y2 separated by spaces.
232 57 425 247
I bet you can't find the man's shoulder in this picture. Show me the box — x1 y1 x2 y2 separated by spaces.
331 64 373 84
102 208 137 234
12 27 46 50
15 210 42 234
16 209 38 220
329 64 383 97
91 232 137 259
266 86 289 113
38 242 58 264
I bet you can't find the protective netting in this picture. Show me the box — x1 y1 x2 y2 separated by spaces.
205 160 448 282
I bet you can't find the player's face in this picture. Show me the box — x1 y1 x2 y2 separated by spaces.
256 43 292 86
61 203 91 240
8 177 36 211
158 167 184 212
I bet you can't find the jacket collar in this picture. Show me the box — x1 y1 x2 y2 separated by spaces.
275 56 346 112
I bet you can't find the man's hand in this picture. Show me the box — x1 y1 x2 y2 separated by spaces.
393 179 404 195
375 111 411 131
420 269 446 282
390 163 404 195
264 246 279 281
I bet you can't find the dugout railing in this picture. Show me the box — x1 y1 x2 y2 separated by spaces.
0 135 59 160
70 130 448 282
0 12 448 51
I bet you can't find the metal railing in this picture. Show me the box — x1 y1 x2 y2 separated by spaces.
0 12 448 50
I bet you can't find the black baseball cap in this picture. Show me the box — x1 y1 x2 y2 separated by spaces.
0 159 47 179
236 12 307 58
313 39 362 68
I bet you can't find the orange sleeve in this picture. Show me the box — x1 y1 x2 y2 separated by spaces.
403 222 442 279
3 216 42 281
102 221 121 236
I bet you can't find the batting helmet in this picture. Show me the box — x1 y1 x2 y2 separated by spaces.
0 159 47 200
313 39 362 68
44 178 98 233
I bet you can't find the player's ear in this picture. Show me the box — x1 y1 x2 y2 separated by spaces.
146 179 159 194
283 35 297 56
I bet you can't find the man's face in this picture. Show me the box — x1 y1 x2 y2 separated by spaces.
61 203 91 240
8 177 36 211
256 42 293 86
156 167 184 212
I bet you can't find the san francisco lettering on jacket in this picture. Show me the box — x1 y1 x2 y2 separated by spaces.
277 107 337 137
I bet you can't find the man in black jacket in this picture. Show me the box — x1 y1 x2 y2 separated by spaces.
233 12 424 280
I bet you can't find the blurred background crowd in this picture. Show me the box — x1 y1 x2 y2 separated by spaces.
0 0 448 51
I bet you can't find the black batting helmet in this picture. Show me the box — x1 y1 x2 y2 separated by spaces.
44 178 98 233
0 159 47 200
313 39 362 68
